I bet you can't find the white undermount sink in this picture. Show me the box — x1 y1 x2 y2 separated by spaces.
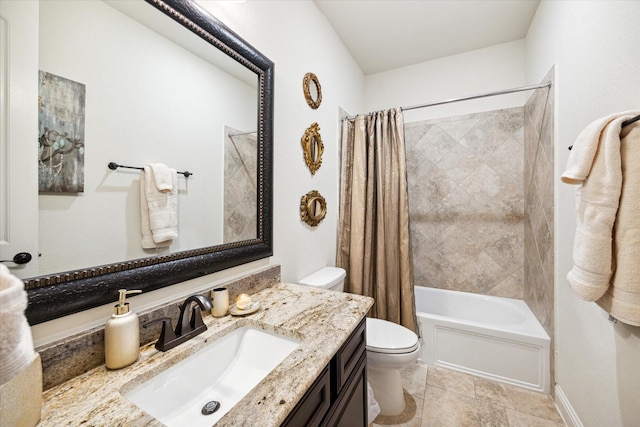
123 326 300 427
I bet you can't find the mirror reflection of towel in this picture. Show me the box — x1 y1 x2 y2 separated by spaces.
140 163 178 248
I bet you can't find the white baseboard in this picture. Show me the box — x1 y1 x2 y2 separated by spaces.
555 384 583 427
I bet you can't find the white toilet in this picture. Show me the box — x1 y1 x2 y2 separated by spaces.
298 267 420 416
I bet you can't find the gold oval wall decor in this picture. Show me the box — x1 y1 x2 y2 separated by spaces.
300 190 327 226
301 122 324 175
303 72 322 109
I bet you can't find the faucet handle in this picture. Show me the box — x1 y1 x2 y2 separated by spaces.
144 317 177 352
190 305 206 330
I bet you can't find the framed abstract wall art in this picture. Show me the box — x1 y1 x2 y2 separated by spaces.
38 71 85 193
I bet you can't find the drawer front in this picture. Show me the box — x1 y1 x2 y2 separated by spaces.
332 318 366 396
281 366 331 427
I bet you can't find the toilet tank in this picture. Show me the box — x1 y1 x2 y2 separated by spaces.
298 267 346 292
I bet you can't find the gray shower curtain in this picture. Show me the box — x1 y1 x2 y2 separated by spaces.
337 108 417 333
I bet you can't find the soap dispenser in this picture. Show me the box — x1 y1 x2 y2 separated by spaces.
105 289 142 370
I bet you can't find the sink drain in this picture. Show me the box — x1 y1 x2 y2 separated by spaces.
201 400 220 415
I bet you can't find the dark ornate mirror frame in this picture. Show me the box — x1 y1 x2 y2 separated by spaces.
26 0 274 325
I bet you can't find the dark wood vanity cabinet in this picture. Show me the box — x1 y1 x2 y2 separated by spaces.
281 318 367 427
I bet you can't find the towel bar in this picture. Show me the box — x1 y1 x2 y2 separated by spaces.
108 162 192 177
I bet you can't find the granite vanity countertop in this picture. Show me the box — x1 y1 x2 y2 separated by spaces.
38 282 374 426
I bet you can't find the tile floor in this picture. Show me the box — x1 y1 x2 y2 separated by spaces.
371 363 565 427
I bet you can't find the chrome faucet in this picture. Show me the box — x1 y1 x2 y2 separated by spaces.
144 294 213 352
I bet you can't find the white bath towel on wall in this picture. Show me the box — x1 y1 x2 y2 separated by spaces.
0 265 36 385
140 163 178 248
596 120 640 326
561 112 628 300
561 111 640 324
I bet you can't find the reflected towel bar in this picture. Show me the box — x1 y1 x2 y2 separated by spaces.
108 162 192 177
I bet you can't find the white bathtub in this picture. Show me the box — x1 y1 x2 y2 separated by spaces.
415 286 550 393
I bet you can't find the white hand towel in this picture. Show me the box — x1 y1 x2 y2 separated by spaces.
150 162 174 192
561 111 640 301
140 164 178 248
596 120 640 326
0 264 36 385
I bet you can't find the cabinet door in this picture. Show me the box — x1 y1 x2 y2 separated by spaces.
324 352 367 427
332 318 366 397
281 366 331 427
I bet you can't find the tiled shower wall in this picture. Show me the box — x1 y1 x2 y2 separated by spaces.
524 70 555 364
405 108 525 298
223 128 257 243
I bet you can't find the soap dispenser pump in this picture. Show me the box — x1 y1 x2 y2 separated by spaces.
105 289 142 370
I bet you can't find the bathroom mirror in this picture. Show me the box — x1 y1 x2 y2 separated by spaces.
301 122 324 175
303 72 322 109
300 190 326 227
24 0 274 324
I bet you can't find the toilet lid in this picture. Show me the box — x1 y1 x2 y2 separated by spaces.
366 318 419 354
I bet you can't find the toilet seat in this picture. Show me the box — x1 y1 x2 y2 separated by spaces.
366 318 419 354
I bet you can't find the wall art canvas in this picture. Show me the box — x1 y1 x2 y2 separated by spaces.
38 71 86 192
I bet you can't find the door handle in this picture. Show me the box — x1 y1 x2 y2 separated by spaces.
0 252 32 265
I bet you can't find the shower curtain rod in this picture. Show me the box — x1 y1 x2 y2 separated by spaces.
346 82 552 120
